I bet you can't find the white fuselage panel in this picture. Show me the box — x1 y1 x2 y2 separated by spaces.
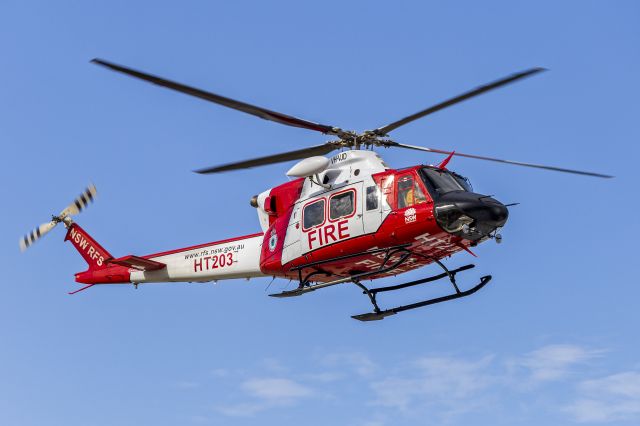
130 235 265 283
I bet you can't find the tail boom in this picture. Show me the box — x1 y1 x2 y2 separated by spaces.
66 224 266 286
130 233 266 284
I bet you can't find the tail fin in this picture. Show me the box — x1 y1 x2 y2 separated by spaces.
64 223 112 269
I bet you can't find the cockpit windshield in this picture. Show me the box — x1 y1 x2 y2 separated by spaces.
452 172 473 192
420 167 473 196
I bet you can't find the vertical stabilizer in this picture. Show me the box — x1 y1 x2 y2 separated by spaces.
64 223 112 270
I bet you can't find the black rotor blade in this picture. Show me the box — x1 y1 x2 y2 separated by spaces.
195 143 339 174
91 58 344 136
387 142 613 178
374 68 546 136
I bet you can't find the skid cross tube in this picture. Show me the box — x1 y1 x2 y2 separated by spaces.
297 269 331 286
368 264 475 295
413 253 463 294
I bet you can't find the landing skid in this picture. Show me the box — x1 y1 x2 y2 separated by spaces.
351 274 491 321
269 244 492 320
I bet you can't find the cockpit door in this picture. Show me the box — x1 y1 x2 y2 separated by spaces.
392 172 432 240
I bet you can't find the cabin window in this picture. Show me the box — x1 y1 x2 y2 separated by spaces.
330 190 355 220
366 186 379 211
303 199 325 230
397 175 427 209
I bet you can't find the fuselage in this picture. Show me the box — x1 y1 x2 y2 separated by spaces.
73 150 508 286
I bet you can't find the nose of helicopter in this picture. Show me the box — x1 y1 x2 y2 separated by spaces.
433 192 508 240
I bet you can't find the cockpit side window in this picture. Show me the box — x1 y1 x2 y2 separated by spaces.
397 175 427 209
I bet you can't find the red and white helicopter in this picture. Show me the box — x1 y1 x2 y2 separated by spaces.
19 60 611 320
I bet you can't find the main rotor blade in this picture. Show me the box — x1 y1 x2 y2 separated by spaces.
91 59 345 137
374 68 546 136
387 142 613 178
195 143 339 174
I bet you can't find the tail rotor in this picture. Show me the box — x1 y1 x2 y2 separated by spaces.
19 184 98 252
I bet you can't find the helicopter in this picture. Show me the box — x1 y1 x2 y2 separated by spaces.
19 60 611 321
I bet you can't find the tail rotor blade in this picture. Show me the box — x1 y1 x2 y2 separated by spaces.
19 221 57 252
19 183 98 252
60 184 97 217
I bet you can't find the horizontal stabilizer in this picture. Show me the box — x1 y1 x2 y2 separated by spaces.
108 255 166 271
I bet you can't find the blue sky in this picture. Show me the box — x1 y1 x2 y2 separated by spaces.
1 1 639 425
